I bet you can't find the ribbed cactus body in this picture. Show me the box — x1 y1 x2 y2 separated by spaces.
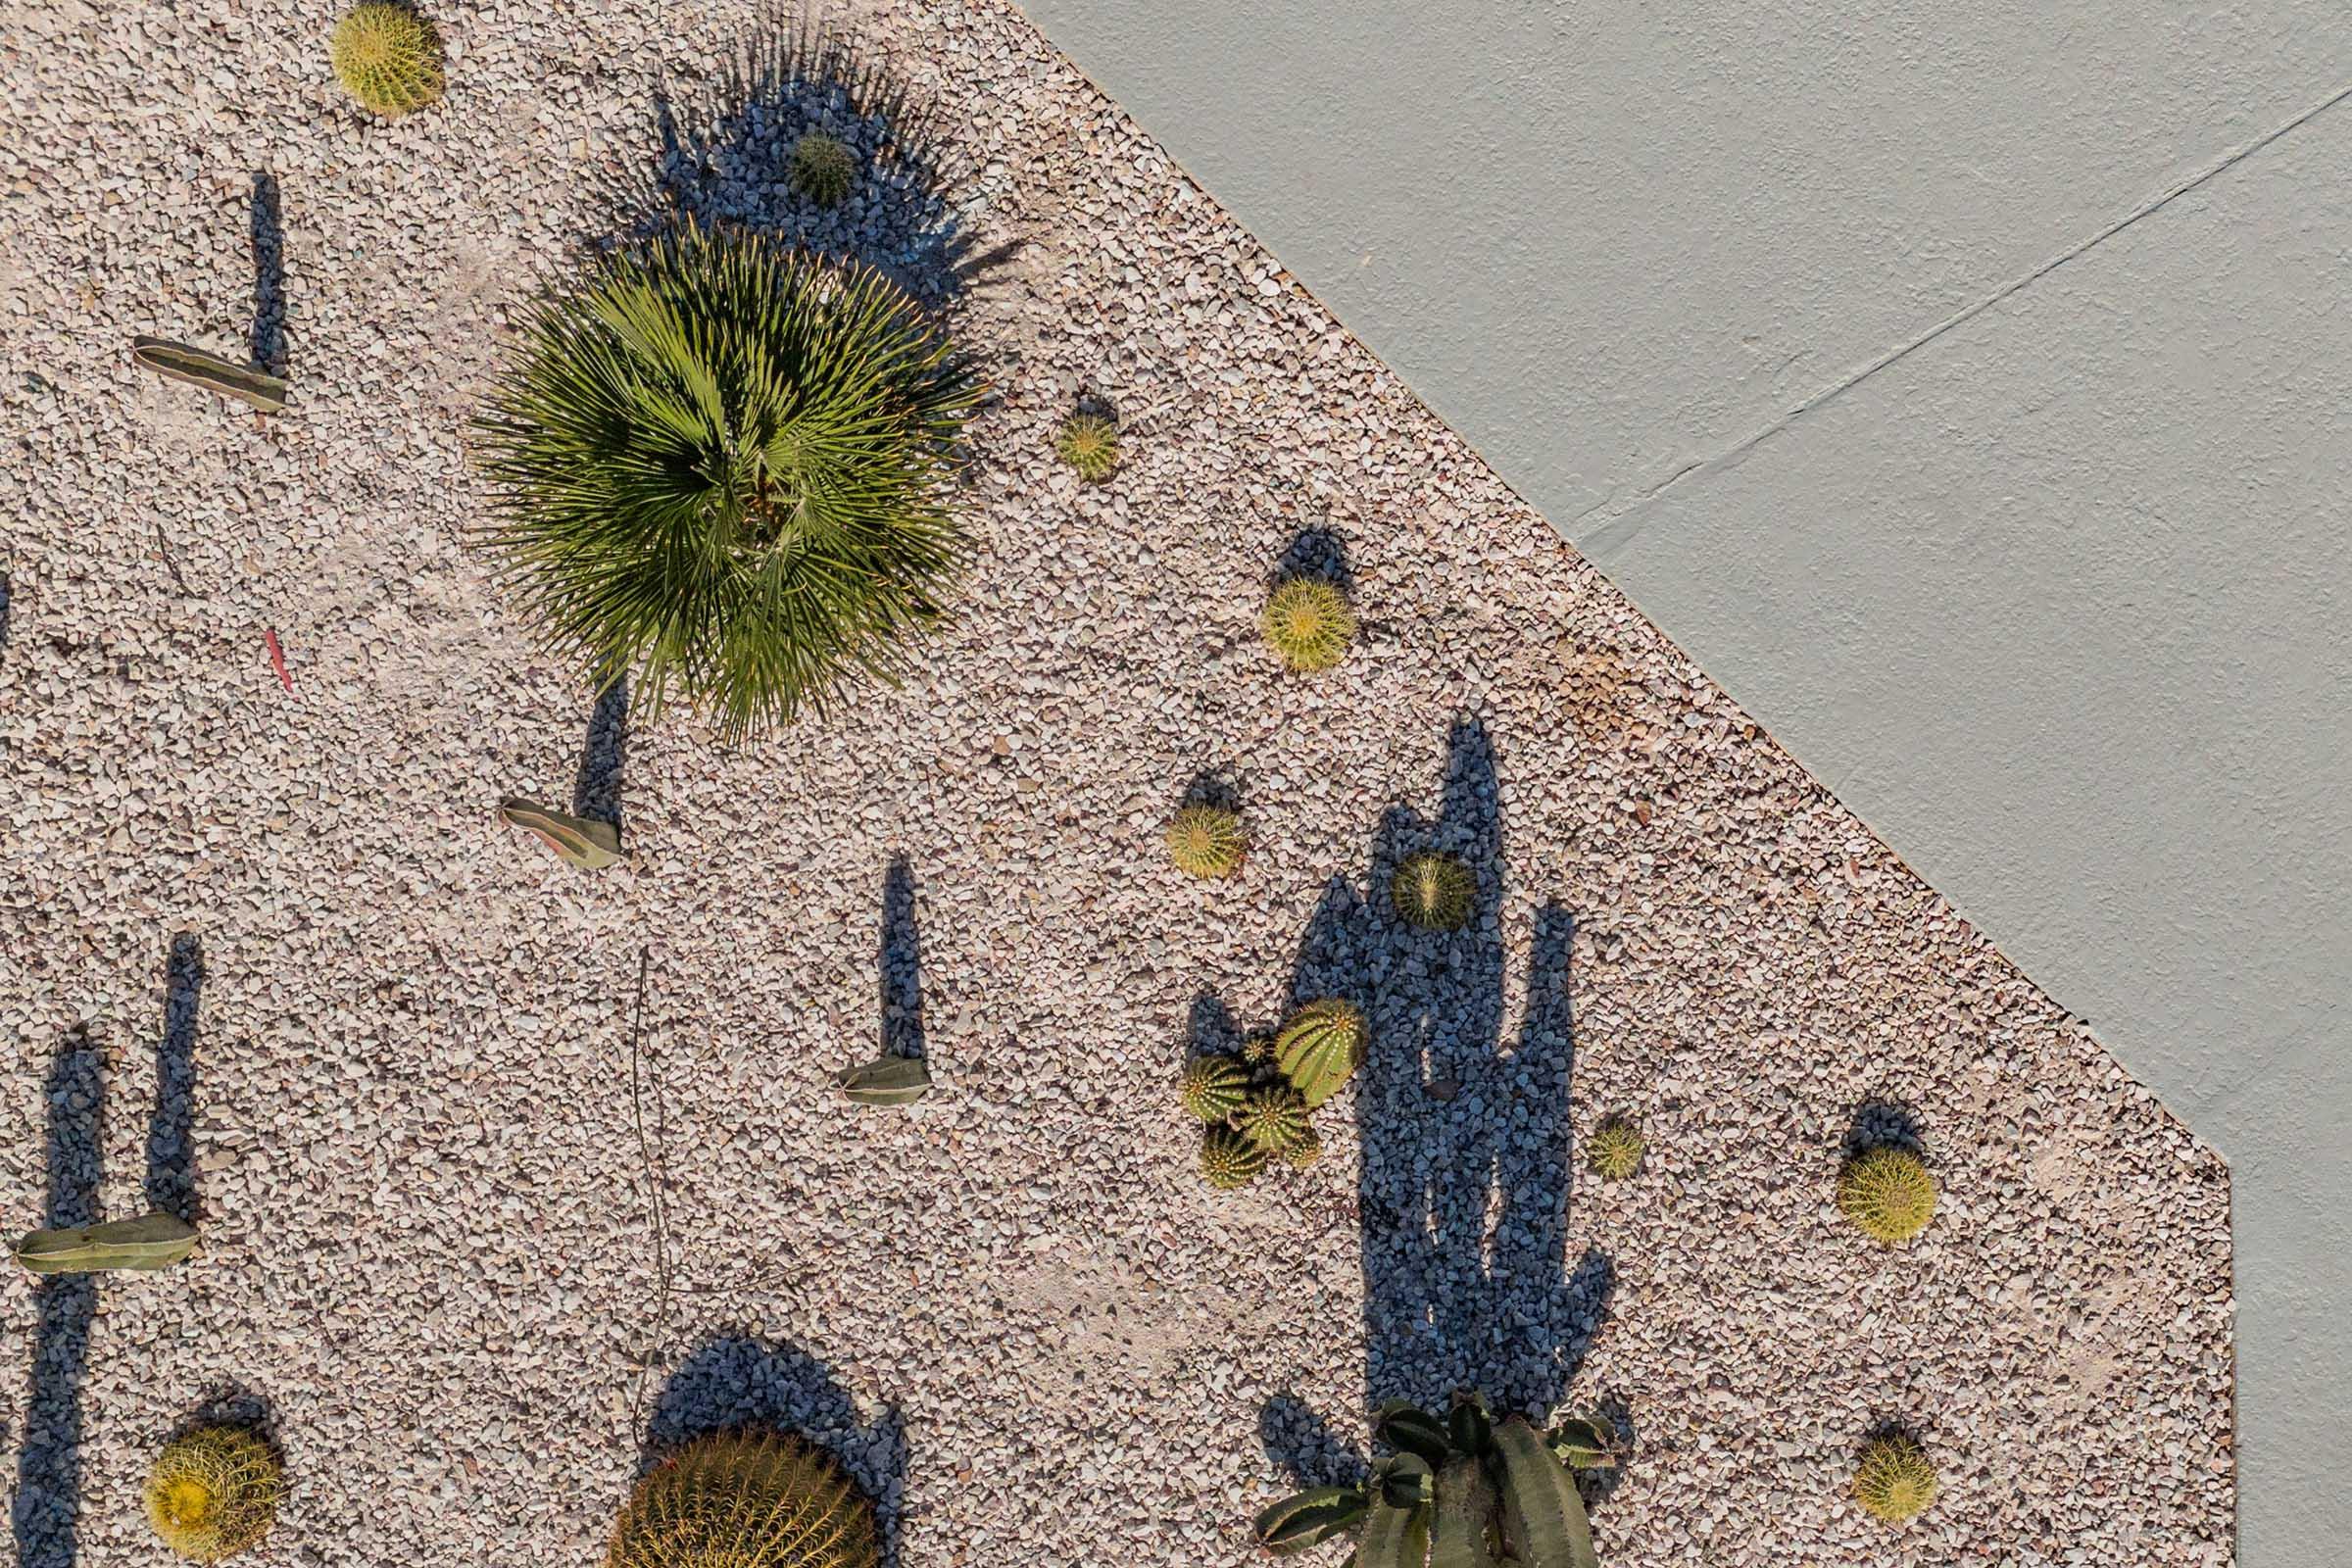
1179 1054 1249 1124
609 1430 880 1568
1391 852 1475 932
1261 577 1355 673
789 133 858 207
1199 1125 1266 1190
1852 1434 1936 1523
1838 1146 1936 1244
1166 804 1247 879
1055 414 1119 482
330 3 445 117
1275 998 1365 1108
1586 1117 1643 1181
1281 1124 1324 1169
1234 1084 1310 1154
146 1425 283 1564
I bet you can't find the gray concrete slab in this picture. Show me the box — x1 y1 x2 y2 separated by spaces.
1012 2 2352 1560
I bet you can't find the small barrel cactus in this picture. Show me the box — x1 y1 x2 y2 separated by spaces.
1275 998 1365 1107
1241 1033 1276 1068
1281 1124 1324 1169
1586 1116 1643 1180
1055 413 1119 482
1851 1433 1936 1523
1838 1145 1937 1244
1234 1084 1310 1154
610 1430 880 1568
1166 803 1247 879
1179 1054 1250 1124
1391 851 1475 932
790 132 859 207
146 1425 284 1564
1200 1124 1267 1190
1261 577 1355 673
329 3 445 118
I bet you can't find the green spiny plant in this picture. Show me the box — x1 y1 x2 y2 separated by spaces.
1253 1395 1618 1567
1179 1054 1250 1124
1055 413 1119 482
473 224 979 738
1586 1116 1643 1181
1166 803 1247 879
1275 998 1366 1108
146 1425 283 1564
1200 1124 1266 1191
1241 1033 1276 1069
1851 1433 1936 1524
609 1429 880 1568
789 132 859 207
1838 1145 1936 1245
1233 1083 1310 1155
1391 851 1475 932
1280 1124 1323 1170
131 339 288 415
330 3 445 118
1261 577 1355 674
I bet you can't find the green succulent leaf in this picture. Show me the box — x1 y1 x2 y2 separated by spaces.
836 1054 932 1106
498 798 623 869
1253 1486 1368 1556
131 337 287 414
16 1211 198 1274
1429 1453 1501 1568
1376 1402 1454 1467
1494 1418 1597 1568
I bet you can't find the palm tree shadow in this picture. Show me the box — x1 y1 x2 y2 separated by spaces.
879 855 925 1062
1250 718 1610 1463
646 1333 907 1567
14 1029 103 1568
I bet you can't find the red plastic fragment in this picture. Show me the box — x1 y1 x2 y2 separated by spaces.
264 627 292 691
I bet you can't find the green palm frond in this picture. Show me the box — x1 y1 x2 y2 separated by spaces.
473 224 980 737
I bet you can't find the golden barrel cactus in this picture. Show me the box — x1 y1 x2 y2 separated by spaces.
610 1431 879 1568
145 1424 284 1563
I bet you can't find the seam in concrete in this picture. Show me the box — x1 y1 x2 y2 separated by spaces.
1574 76 2352 553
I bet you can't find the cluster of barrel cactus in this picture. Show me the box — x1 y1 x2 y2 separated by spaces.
1182 997 1365 1190
1254 1394 1620 1568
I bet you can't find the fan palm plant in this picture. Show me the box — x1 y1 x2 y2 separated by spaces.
474 223 980 737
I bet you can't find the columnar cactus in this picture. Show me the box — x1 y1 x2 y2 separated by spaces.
609 1430 880 1568
1275 998 1366 1107
329 2 445 118
1586 1116 1643 1181
1851 1433 1936 1524
789 132 858 207
1838 1145 1937 1244
1055 413 1120 482
1233 1084 1310 1155
1179 1054 1250 1124
146 1425 284 1564
1165 804 1247 879
1199 1124 1266 1190
1261 577 1355 673
1391 851 1475 932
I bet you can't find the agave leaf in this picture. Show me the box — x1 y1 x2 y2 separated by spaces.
1253 1486 1367 1555
837 1054 931 1106
1494 1418 1597 1568
1545 1415 1620 1471
16 1212 198 1274
1448 1393 1494 1458
1355 1489 1432 1568
1429 1452 1500 1568
1376 1401 1454 1467
498 798 622 869
131 336 288 414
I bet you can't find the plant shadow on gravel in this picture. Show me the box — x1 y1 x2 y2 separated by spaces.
880 855 926 1063
147 931 205 1223
1844 1098 1925 1158
1269 524 1354 598
597 19 1010 314
249 171 286 375
647 1333 908 1564
571 677 630 834
1256 717 1616 1489
14 1029 102 1568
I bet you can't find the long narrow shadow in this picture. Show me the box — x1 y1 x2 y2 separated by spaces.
1254 719 1610 1480
14 1030 104 1568
647 1333 907 1567
249 172 285 373
571 678 630 833
0 571 13 658
146 931 204 1223
880 856 924 1061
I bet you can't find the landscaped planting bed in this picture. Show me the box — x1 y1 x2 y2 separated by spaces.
0 0 2232 1564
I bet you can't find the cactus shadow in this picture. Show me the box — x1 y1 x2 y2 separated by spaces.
1269 525 1354 598
879 856 925 1063
1177 767 1243 816
146 931 203 1224
645 1333 907 1567
249 171 285 374
605 18 996 314
1843 1100 1925 1159
1258 1392 1368 1491
14 1027 104 1568
571 677 630 834
0 570 13 659
1183 991 1241 1069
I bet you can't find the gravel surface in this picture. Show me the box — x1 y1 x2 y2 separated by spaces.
0 1 2233 1565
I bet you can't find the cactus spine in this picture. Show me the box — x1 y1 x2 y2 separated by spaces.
146 1425 283 1564
608 1430 880 1568
1179 1054 1249 1124
1274 998 1365 1108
